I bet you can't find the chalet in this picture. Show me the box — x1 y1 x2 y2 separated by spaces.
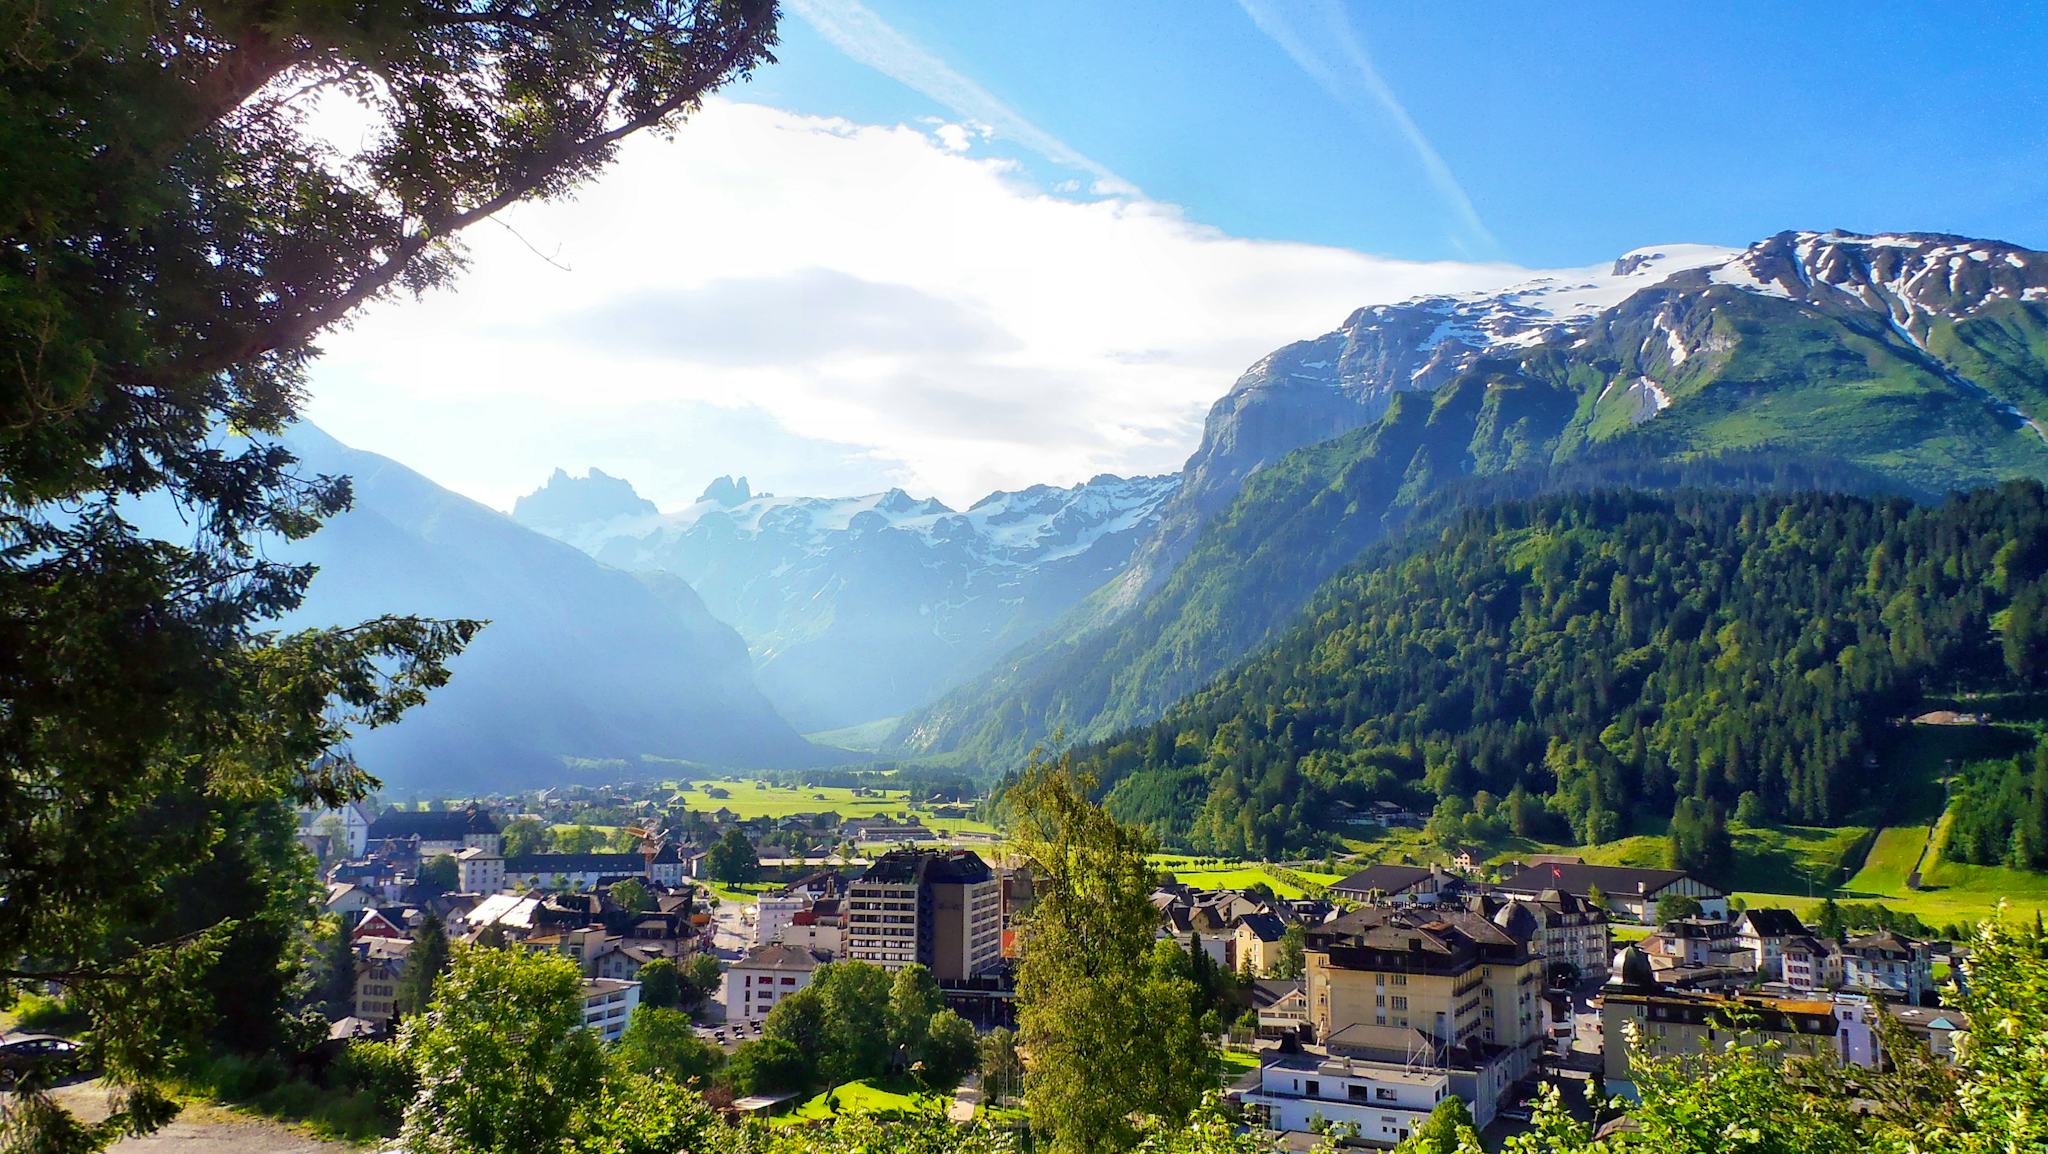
1236 912 1290 975
1250 978 1309 1037
1446 846 1486 875
1496 862 1724 925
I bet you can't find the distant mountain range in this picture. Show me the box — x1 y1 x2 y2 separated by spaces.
224 425 824 792
248 228 2048 792
892 230 2048 767
514 469 1179 731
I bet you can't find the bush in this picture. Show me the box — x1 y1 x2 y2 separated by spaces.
12 992 88 1035
197 1053 288 1101
332 1039 417 1116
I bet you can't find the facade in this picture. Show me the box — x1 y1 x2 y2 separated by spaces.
845 849 1001 978
503 850 687 889
352 937 411 1024
1496 863 1726 925
1783 935 1844 992
756 891 809 946
1236 912 1289 975
298 803 373 858
1239 1052 1455 1145
724 943 830 1023
453 846 505 895
1483 890 1610 980
1304 905 1546 1086
1734 908 1807 980
1841 931 1933 1002
1599 984 1839 1085
579 978 641 1041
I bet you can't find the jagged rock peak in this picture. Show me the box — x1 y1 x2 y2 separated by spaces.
512 466 658 532
699 475 753 507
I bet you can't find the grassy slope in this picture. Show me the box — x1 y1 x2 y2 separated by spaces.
1150 857 1345 899
788 1080 951 1122
669 779 998 835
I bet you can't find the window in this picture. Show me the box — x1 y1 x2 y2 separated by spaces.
1390 996 1408 1011
1304 1080 1320 1098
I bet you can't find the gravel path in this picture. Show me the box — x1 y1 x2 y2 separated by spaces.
43 1082 362 1154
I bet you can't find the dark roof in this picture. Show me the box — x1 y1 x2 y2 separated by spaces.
1250 978 1305 1008
1498 862 1715 899
1238 912 1288 942
367 807 500 841
857 848 992 886
736 943 831 972
1738 908 1808 937
505 852 645 874
1329 864 1435 896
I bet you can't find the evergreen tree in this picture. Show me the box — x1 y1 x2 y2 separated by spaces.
398 912 451 1018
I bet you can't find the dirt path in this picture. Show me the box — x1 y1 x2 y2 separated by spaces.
42 1082 363 1154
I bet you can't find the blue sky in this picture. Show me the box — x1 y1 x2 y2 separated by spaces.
307 2 2048 511
754 2 2048 265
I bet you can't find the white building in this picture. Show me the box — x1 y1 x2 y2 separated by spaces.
454 846 505 895
579 978 641 1041
1239 1053 1456 1146
298 803 373 858
756 891 808 946
724 943 830 1024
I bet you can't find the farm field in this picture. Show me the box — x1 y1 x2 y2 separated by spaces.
669 779 999 836
1150 856 1344 899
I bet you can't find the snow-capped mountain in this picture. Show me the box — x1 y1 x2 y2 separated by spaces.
516 469 1180 732
1179 244 1739 511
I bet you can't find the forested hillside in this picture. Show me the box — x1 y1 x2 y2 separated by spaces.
1071 483 2048 862
896 234 2048 770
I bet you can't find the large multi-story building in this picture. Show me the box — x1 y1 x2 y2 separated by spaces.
579 978 641 1041
1841 931 1934 1002
1496 862 1725 925
1478 890 1610 981
366 805 502 859
1600 949 1839 1085
1304 904 1546 1088
1239 1050 1457 1143
352 937 411 1024
845 849 1002 979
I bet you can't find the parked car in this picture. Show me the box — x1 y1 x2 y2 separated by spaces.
0 1035 86 1086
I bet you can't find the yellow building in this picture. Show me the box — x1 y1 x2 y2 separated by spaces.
1304 904 1547 1097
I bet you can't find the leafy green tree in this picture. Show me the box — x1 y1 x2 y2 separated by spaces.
1 2 776 1145
760 987 827 1087
1815 896 1846 940
418 855 460 898
636 958 682 1010
1396 1097 1480 1153
1268 925 1306 980
916 1010 978 1092
678 954 724 1012
888 964 945 1061
398 913 452 1018
615 1006 724 1084
608 879 653 915
1657 894 1704 924
321 920 359 1020
724 1037 809 1096
554 825 607 855
1009 753 1212 1153
815 961 895 1085
398 947 604 1154
502 818 549 859
572 1068 721 1154
1584 884 1610 913
707 828 761 884
977 1027 1024 1105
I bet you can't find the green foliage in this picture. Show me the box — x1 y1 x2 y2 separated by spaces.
917 1010 979 1092
1658 893 1704 923
636 958 682 1010
615 1007 724 1084
976 1027 1024 1104
707 828 762 884
1072 483 2048 864
571 1069 721 1154
418 855 460 897
889 965 946 1061
608 879 654 915
724 1037 810 1096
1947 735 2048 868
502 818 549 859
1395 1097 1479 1154
398 912 451 1018
398 947 604 1154
332 1039 418 1122
1009 753 1213 1153
1268 924 1306 980
678 954 724 1012
553 825 608 854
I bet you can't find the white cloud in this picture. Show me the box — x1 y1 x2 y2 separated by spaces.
787 0 1138 196
1237 0 1496 254
307 100 1538 510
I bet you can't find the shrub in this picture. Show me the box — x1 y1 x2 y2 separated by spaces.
12 992 88 1035
198 1053 287 1101
332 1039 417 1116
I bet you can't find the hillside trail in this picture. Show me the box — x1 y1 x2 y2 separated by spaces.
45 1082 362 1154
